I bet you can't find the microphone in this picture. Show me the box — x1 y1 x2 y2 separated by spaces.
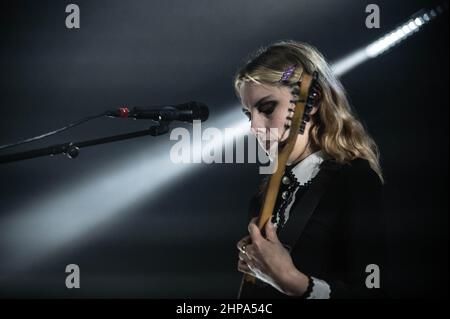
107 101 209 122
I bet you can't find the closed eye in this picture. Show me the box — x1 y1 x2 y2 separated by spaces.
257 101 277 115
241 101 278 121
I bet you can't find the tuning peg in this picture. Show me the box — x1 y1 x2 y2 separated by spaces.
284 124 291 130
299 122 306 134
286 116 293 121
303 114 310 122
288 108 295 112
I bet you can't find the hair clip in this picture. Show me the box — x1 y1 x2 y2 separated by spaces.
279 64 297 82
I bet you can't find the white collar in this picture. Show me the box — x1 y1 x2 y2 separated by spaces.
288 150 327 186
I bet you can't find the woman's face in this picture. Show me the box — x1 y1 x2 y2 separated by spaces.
239 81 316 164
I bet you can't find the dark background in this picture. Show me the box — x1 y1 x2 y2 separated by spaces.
0 0 448 298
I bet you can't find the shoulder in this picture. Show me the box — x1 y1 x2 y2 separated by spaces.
333 158 382 189
320 158 382 205
335 159 383 213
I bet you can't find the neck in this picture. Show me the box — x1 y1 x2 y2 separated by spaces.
288 141 316 166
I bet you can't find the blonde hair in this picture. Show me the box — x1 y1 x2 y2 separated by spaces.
234 40 383 183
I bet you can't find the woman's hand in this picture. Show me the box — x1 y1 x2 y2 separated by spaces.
236 218 309 296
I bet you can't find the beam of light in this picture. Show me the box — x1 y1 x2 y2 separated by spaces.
0 2 446 281
0 111 248 279
332 3 447 76
0 143 188 277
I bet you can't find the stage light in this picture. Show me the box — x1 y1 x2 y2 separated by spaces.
332 3 446 75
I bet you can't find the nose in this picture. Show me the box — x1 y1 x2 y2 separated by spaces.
250 111 267 136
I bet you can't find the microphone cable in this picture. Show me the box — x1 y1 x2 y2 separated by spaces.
0 111 109 152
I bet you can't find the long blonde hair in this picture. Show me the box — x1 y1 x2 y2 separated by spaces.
234 40 383 182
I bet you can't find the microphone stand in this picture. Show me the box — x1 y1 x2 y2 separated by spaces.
0 121 171 164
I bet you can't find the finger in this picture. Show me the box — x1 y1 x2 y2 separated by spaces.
242 247 263 269
237 260 252 274
236 235 251 252
243 243 257 260
237 242 249 254
238 251 251 263
247 262 261 275
248 221 262 243
247 217 258 233
265 219 280 243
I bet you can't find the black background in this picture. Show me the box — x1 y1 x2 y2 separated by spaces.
0 0 448 298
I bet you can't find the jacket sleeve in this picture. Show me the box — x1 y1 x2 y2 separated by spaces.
306 160 387 299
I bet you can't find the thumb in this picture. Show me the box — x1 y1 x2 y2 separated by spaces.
265 219 280 243
248 220 262 242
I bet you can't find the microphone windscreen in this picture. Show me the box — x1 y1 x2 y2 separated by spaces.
179 101 209 122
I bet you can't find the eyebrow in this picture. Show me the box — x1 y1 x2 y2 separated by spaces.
242 95 274 110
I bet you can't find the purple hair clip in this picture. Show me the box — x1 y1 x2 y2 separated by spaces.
279 65 297 82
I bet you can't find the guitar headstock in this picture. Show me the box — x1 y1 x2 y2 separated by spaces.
288 71 320 135
300 71 320 134
277 71 320 158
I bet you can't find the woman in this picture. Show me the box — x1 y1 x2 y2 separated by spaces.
234 40 386 299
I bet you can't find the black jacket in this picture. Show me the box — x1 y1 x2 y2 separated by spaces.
238 158 387 299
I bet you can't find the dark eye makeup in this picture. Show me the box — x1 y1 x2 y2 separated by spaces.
257 101 277 115
242 101 278 121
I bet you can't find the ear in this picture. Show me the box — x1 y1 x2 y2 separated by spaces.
309 104 320 116
309 85 322 116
